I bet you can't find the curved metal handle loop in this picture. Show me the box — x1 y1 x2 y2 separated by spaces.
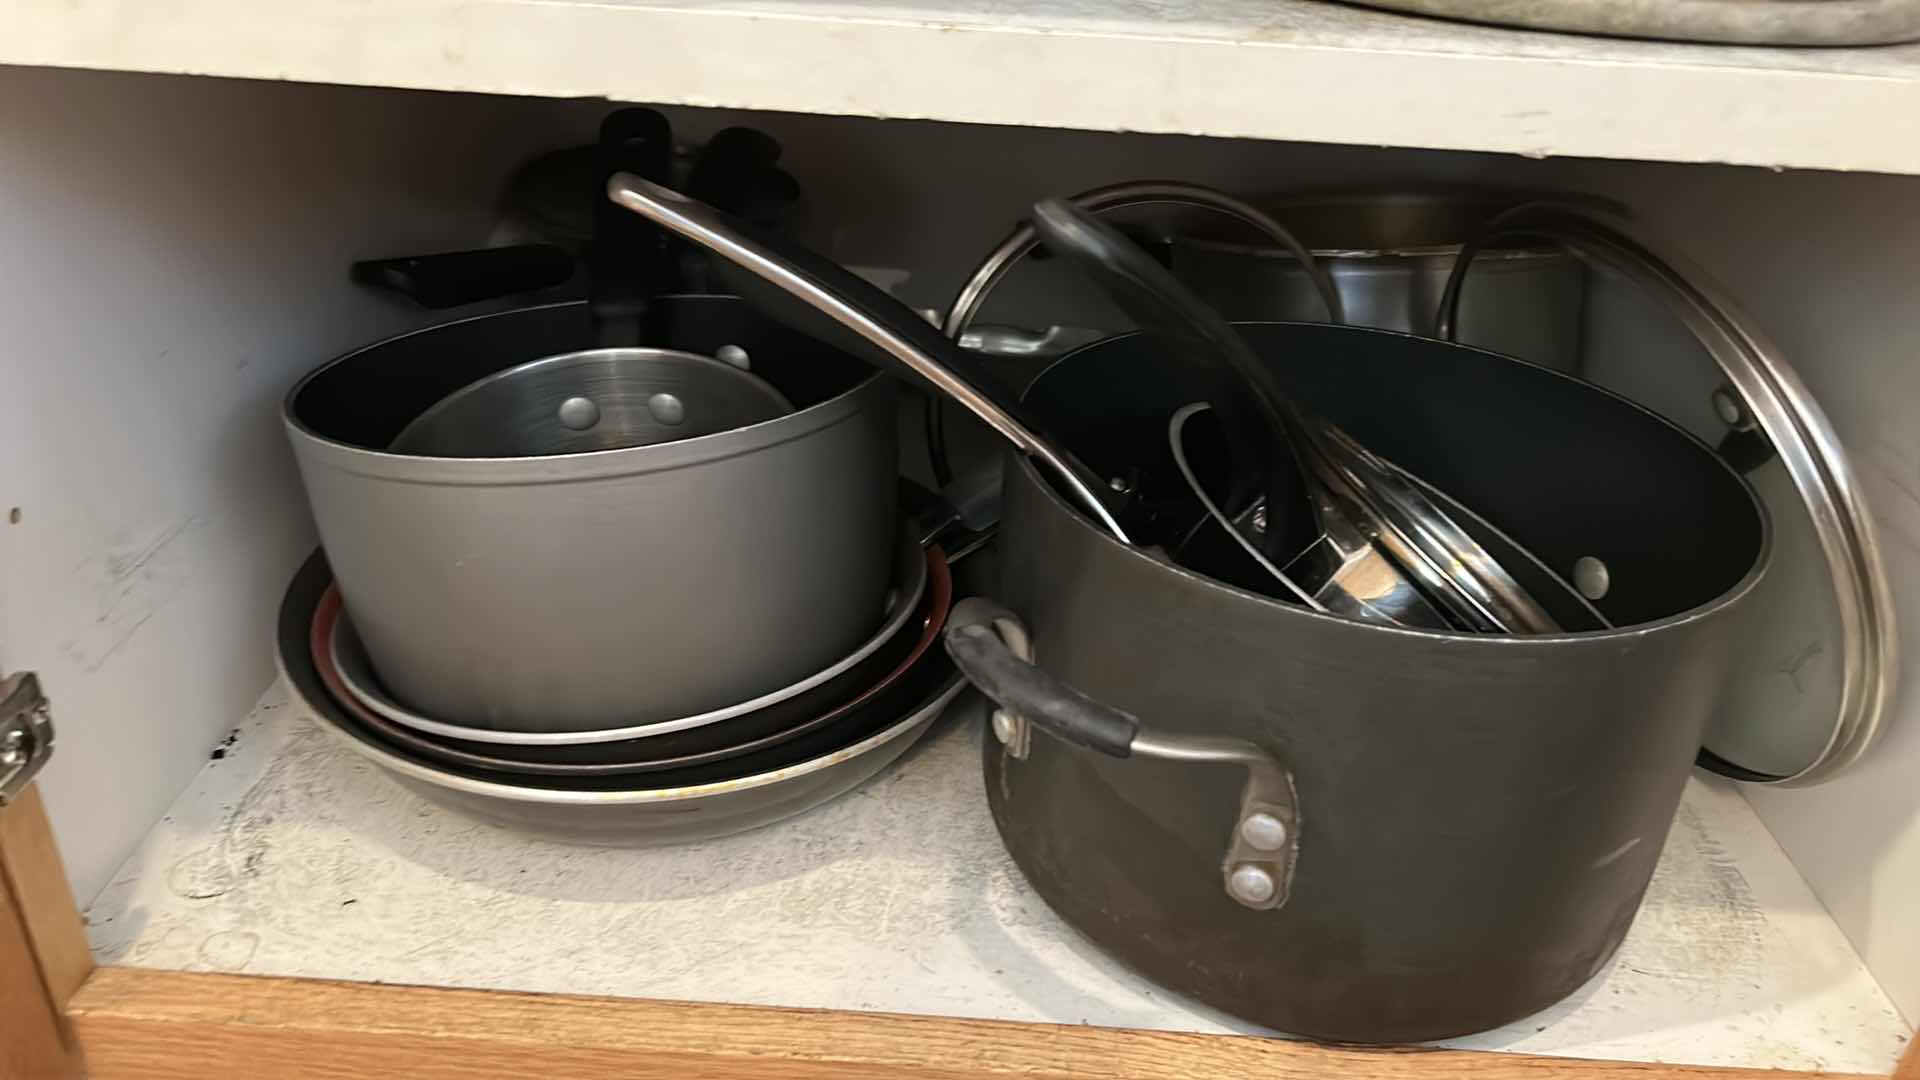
944 597 1301 910
1438 204 1896 785
943 180 1346 340
1434 201 1619 344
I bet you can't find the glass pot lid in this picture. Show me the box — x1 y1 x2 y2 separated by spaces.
1440 204 1897 785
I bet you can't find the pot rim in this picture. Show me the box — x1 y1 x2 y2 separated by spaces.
284 299 889 486
1018 320 1772 645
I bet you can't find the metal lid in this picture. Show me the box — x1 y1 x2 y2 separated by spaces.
1440 204 1897 785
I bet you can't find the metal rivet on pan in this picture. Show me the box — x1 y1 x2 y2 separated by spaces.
556 396 601 431
1711 387 1747 428
1238 812 1289 852
1108 476 1132 494
1250 503 1268 536
1228 864 1277 906
647 393 687 426
1573 556 1611 600
991 709 1016 746
716 344 751 370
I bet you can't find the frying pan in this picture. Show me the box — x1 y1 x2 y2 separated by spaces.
314 542 952 776
324 514 926 748
277 549 966 845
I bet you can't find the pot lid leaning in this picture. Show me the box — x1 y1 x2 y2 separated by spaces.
1437 204 1897 786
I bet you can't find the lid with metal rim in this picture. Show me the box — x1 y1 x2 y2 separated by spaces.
1441 205 1898 786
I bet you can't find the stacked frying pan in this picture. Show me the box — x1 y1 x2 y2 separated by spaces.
276 110 975 844
273 515 970 846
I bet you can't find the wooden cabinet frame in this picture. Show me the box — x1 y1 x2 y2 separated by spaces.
5 782 1915 1079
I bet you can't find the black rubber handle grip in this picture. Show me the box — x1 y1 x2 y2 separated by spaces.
590 107 674 347
350 244 574 309
944 597 1139 758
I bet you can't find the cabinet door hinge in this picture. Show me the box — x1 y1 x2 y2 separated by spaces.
0 672 54 806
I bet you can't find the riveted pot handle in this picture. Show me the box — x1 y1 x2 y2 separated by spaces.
944 596 1301 911
946 597 1140 757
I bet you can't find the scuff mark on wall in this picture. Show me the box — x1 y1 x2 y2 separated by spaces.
57 513 205 672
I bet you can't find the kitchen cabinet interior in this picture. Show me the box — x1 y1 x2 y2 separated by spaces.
2 29 1918 1075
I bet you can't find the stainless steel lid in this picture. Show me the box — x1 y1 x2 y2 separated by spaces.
1440 204 1897 785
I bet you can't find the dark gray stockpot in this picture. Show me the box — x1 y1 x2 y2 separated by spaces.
946 322 1769 1043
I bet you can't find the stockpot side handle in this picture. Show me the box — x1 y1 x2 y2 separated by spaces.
1436 204 1896 786
945 598 1140 757
942 180 1345 341
944 597 1301 911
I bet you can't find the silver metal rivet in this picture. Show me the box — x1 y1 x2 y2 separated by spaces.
990 709 1016 746
1238 812 1289 852
0 729 26 768
716 344 751 370
1228 863 1277 906
1573 556 1611 601
556 396 600 431
647 393 687 426
1108 476 1132 495
1250 503 1268 536
1711 388 1745 428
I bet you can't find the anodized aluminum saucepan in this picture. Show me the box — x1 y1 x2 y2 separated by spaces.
284 297 898 735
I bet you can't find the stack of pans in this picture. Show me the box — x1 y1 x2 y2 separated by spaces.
276 299 976 844
273 519 968 846
278 111 980 845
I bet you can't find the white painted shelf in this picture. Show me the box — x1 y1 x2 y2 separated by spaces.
8 0 1920 175
87 680 1909 1072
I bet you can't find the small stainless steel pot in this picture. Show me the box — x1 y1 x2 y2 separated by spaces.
1166 191 1587 373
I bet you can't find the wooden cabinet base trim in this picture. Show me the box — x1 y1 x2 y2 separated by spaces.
66 966 1888 1080
0 785 92 1007
0 784 88 1080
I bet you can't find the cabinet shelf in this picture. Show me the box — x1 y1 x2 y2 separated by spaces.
9 0 1920 175
85 683 1909 1072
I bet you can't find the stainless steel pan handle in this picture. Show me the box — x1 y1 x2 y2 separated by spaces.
607 173 1132 542
945 597 1301 911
